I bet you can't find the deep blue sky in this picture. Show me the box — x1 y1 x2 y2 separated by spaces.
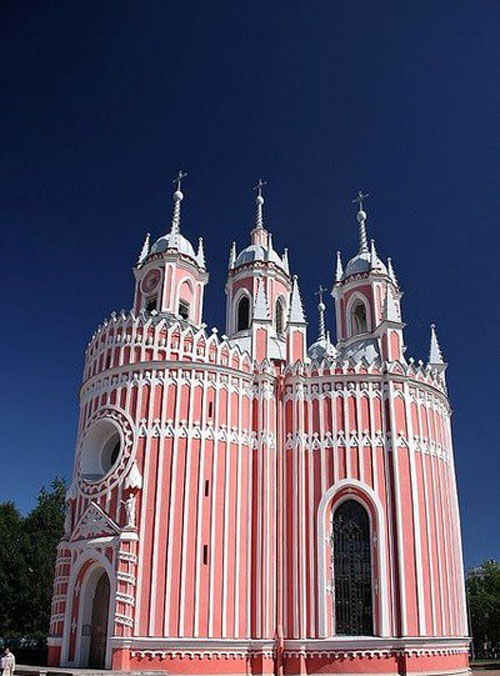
1 1 498 567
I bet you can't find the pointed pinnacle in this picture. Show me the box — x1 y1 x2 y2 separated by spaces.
429 323 445 365
137 232 151 265
335 251 344 282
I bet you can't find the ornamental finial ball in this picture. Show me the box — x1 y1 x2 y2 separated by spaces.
174 190 184 202
255 194 264 206
357 209 367 222
318 301 326 312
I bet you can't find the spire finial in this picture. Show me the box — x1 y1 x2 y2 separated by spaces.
352 190 369 254
173 169 188 192
315 285 327 340
253 178 267 229
170 170 187 242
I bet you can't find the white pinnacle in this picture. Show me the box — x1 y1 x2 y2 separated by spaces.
370 239 380 269
196 237 206 269
387 257 398 286
289 275 306 324
335 250 344 282
253 278 270 320
282 248 290 274
228 241 237 269
137 232 150 265
429 324 445 365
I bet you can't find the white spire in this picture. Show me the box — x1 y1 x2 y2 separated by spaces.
289 275 306 324
370 239 380 269
335 250 344 282
196 237 205 269
253 278 270 320
387 257 398 286
282 248 290 274
315 285 327 341
228 241 237 269
429 324 445 366
352 190 369 254
169 170 187 245
383 286 400 322
253 178 267 230
137 232 150 265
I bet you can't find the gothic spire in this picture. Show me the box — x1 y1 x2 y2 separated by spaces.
169 170 187 245
315 285 327 341
352 190 369 254
253 178 267 230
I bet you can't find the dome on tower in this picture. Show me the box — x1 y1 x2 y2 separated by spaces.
150 231 197 259
235 242 286 269
344 250 387 278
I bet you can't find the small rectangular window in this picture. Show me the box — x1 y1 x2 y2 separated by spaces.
146 296 157 312
203 544 208 565
208 401 213 418
204 479 210 497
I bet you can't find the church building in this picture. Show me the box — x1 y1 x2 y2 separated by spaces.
48 174 470 676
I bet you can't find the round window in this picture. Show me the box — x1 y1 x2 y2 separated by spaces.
79 419 122 482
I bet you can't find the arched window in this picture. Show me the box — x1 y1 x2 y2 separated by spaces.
237 296 250 331
352 300 367 335
275 297 285 335
332 499 373 636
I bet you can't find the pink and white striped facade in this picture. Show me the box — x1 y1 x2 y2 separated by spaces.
48 183 470 676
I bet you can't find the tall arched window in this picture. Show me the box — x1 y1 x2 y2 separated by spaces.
332 499 373 636
352 300 367 335
275 297 285 335
237 296 250 331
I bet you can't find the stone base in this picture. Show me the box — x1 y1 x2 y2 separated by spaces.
46 637 471 675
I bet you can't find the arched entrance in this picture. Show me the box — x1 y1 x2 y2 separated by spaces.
332 499 373 635
88 572 110 668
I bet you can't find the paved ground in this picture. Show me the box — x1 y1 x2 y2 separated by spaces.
471 663 500 675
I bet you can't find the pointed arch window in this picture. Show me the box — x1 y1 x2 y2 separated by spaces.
332 499 373 636
237 296 250 331
352 300 367 336
275 297 285 335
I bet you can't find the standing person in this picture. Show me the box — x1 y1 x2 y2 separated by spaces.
1 647 15 676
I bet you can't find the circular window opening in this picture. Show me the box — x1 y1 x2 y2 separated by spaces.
79 419 122 482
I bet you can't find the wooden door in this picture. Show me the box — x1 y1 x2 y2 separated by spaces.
88 572 110 668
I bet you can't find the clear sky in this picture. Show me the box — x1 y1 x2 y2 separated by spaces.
1 1 498 567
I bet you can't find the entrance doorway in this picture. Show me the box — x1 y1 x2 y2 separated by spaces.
332 499 373 635
88 572 110 668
